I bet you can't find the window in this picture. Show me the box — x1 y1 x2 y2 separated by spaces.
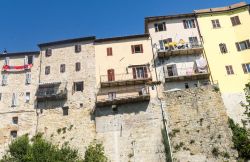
166 65 177 77
12 117 18 124
26 73 31 84
107 47 113 56
60 64 66 73
107 69 115 81
45 48 52 57
185 83 189 89
11 93 17 107
131 44 143 54
0 93 2 101
159 38 172 50
219 43 228 53
132 66 148 79
211 19 221 28
2 74 8 86
25 92 30 103
154 22 166 32
189 37 199 47
108 92 116 101
74 82 84 92
75 44 81 53
236 40 250 51
183 19 196 29
62 107 69 116
45 66 50 75
225 65 234 75
4 57 9 65
231 16 241 26
28 56 34 64
75 62 81 71
10 131 17 138
242 63 250 74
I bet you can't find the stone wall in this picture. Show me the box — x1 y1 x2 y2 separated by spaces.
163 86 238 162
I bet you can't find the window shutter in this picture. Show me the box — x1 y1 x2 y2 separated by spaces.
217 20 221 28
12 93 17 107
192 19 196 28
2 74 7 85
235 16 241 25
140 44 144 53
5 57 9 65
231 17 236 26
131 45 135 54
211 20 216 28
183 20 187 29
26 73 31 84
107 48 112 56
235 43 241 51
242 64 248 74
246 40 250 49
46 48 52 57
163 22 166 31
154 24 158 32
24 56 28 65
230 66 234 74
132 68 136 79
143 66 148 78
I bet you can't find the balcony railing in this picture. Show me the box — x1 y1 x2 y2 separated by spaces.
36 82 67 101
164 66 210 82
96 87 150 107
157 41 203 58
100 72 152 88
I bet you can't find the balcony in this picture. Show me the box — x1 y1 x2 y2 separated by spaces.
100 72 152 88
164 66 210 82
96 86 150 107
36 82 67 102
157 41 203 58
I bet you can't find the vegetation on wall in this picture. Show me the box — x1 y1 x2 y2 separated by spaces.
0 134 108 162
161 127 172 162
228 82 250 160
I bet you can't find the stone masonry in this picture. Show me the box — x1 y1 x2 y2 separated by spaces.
163 86 238 162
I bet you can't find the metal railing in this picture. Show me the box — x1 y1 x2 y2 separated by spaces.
164 66 208 78
158 41 203 52
100 72 152 83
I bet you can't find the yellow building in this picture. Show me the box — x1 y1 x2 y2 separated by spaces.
195 2 250 124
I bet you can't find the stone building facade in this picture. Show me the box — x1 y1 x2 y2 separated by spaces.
0 51 40 156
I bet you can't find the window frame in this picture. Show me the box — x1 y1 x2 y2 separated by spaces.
242 63 250 74
74 81 84 92
231 16 241 26
183 19 196 29
219 43 228 54
45 48 52 57
45 66 50 75
60 64 66 73
75 62 81 72
131 44 143 54
236 40 250 51
75 44 81 53
225 65 234 75
211 19 221 28
154 22 166 32
107 47 113 56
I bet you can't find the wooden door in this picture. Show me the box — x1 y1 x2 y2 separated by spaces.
107 69 115 81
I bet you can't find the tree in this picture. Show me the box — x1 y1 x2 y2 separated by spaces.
84 141 108 162
1 134 83 162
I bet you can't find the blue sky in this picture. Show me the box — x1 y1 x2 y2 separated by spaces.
0 0 249 52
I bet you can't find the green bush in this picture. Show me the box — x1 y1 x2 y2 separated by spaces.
84 141 108 162
228 118 250 159
1 134 82 162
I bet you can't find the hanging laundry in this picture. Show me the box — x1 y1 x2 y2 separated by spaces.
195 57 207 73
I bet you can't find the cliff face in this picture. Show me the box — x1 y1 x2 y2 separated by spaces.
163 86 238 162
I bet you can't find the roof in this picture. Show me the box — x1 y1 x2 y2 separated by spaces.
144 13 195 33
95 34 150 43
38 36 96 48
194 2 249 14
0 51 40 58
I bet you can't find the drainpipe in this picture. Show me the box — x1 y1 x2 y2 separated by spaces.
149 36 173 162
194 14 214 85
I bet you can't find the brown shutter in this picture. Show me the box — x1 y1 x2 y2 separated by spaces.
231 17 236 26
235 42 241 51
143 66 148 78
246 40 250 49
242 64 247 74
132 68 136 79
235 16 241 25
107 48 113 56
183 20 187 29
131 45 135 54
140 44 144 53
